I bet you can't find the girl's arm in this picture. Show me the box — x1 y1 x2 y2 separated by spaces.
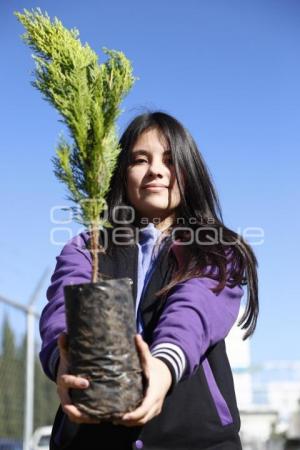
147 241 244 387
42 234 172 427
39 232 92 380
149 276 244 383
116 275 243 428
40 233 100 424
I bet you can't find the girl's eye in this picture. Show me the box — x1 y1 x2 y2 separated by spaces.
133 158 173 165
163 157 173 166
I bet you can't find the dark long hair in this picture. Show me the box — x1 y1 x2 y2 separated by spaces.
103 110 259 339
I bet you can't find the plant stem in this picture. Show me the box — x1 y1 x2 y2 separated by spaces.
91 226 100 283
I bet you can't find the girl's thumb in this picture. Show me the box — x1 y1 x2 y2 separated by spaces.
135 334 150 356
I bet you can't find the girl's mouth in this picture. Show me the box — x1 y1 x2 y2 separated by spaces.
144 186 167 191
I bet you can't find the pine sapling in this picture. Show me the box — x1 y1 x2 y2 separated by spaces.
15 8 138 282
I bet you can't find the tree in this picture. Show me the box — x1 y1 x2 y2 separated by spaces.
15 8 137 282
0 318 60 436
0 316 22 438
34 347 58 429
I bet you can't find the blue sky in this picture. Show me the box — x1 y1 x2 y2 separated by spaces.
0 0 299 363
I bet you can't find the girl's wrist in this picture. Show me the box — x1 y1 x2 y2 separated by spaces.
153 357 172 392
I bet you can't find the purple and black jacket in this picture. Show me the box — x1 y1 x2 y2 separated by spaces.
40 224 244 450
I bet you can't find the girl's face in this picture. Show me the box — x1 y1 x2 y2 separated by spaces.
126 127 181 225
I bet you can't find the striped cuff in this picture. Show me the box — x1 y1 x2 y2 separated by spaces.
150 343 186 385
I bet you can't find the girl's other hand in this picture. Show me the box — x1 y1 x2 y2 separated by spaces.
56 332 99 424
113 334 172 428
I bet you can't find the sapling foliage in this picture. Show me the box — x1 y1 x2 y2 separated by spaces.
15 8 137 281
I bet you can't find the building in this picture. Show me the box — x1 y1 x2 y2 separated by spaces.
225 306 300 448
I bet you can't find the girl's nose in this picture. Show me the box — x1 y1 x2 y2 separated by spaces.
148 161 165 176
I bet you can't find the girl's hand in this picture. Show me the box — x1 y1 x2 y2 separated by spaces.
56 332 99 424
113 334 172 427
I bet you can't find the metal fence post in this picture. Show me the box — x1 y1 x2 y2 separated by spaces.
24 309 35 450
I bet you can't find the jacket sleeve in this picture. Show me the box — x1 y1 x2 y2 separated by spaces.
149 276 244 387
39 232 92 381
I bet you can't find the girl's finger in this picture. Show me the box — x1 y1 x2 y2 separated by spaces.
135 335 151 357
58 382 98 424
63 404 99 424
57 382 72 406
57 381 95 423
58 374 89 390
122 394 155 422
121 406 159 427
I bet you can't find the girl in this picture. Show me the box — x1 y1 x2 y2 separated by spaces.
40 111 259 450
